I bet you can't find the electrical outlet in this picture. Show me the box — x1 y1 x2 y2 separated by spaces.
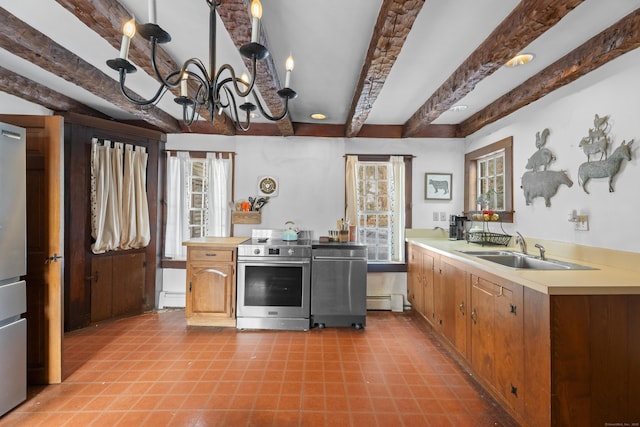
433 212 439 221
575 216 589 231
440 212 447 221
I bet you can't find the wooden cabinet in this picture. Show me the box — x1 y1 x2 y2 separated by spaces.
90 252 146 323
470 274 523 414
185 246 237 327
435 257 468 357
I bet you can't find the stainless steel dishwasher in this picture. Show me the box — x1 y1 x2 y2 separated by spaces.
311 244 367 329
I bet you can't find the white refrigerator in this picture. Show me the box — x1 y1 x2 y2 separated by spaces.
0 122 27 416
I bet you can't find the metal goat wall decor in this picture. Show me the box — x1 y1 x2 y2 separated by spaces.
578 139 634 193
578 114 610 161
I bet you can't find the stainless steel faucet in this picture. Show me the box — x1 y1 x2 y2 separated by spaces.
535 243 546 260
515 231 527 254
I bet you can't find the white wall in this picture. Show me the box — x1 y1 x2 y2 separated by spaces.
166 134 466 238
466 48 640 253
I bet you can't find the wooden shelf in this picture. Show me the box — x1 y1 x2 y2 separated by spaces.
231 211 261 224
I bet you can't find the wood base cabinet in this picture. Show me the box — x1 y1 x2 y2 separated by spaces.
406 242 640 427
185 246 237 327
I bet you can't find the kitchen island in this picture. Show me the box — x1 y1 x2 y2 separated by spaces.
406 234 640 427
183 237 249 327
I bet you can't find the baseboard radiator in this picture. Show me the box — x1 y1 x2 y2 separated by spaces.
366 294 404 312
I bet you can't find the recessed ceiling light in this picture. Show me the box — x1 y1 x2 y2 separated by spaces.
449 105 468 112
311 113 326 120
505 53 535 68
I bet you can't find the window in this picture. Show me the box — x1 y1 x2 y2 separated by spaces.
164 152 234 261
464 137 513 222
346 155 412 267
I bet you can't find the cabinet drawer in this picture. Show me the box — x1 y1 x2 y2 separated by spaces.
188 248 234 262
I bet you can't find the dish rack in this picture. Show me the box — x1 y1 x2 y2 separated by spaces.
465 211 512 246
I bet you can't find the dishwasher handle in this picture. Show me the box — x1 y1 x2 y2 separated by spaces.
313 256 367 262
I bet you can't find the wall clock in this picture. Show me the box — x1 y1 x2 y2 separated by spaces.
258 175 279 197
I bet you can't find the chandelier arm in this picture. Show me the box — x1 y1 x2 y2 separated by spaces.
252 92 290 121
214 61 256 100
117 68 166 106
222 85 251 131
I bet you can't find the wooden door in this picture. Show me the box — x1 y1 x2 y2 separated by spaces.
0 115 63 385
437 259 467 356
90 256 113 323
112 253 145 317
406 244 421 314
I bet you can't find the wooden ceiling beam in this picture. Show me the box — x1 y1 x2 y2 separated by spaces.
53 0 236 136
216 0 295 137
344 0 425 138
458 9 640 137
0 7 181 133
0 66 110 119
402 0 586 138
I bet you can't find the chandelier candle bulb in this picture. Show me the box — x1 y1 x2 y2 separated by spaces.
180 72 188 97
119 20 136 60
148 0 156 24
284 55 294 88
250 0 262 43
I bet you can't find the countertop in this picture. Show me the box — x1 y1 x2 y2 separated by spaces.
183 237 249 248
406 236 640 296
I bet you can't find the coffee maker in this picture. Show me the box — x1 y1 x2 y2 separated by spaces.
449 215 468 240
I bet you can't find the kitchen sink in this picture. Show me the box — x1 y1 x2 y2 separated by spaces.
457 250 597 270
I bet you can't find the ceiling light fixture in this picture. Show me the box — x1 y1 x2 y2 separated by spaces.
311 113 326 120
449 105 468 112
107 0 296 130
505 53 535 68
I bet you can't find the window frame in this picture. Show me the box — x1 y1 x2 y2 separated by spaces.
464 137 514 223
347 154 412 272
161 150 236 269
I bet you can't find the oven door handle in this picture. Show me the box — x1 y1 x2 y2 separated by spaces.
238 260 310 265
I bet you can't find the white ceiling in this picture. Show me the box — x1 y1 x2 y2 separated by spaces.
1 0 639 130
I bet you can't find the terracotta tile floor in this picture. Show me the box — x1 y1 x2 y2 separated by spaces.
0 310 519 427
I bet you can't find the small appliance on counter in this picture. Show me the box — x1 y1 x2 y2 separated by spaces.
449 215 468 240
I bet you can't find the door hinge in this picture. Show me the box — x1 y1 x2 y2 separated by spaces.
189 282 192 292
510 384 518 397
510 304 517 315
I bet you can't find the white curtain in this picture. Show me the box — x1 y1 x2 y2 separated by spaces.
90 138 150 254
205 153 232 237
164 152 189 259
345 155 359 227
390 156 405 263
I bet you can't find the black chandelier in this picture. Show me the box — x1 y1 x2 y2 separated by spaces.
107 0 296 130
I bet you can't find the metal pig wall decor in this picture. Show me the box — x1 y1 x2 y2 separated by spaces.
577 113 634 194
521 128 572 207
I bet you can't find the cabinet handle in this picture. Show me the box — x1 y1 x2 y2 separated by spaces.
205 253 217 257
471 308 477 325
458 301 465 315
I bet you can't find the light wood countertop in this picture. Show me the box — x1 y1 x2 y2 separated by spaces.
407 236 640 296
183 236 249 248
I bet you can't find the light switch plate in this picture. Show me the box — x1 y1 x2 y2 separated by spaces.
433 212 439 221
440 212 447 221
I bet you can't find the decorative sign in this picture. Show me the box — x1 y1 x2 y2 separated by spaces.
258 175 279 197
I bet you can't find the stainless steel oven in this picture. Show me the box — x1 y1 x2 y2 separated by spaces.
237 238 311 331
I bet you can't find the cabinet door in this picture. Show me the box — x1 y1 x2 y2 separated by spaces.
112 253 145 317
471 276 497 383
471 275 523 413
187 263 235 319
436 259 468 356
406 244 424 315
421 251 435 324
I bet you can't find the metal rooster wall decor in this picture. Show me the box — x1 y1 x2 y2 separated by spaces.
521 128 573 207
577 114 634 194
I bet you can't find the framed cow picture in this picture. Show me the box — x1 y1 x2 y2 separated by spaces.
425 173 452 200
